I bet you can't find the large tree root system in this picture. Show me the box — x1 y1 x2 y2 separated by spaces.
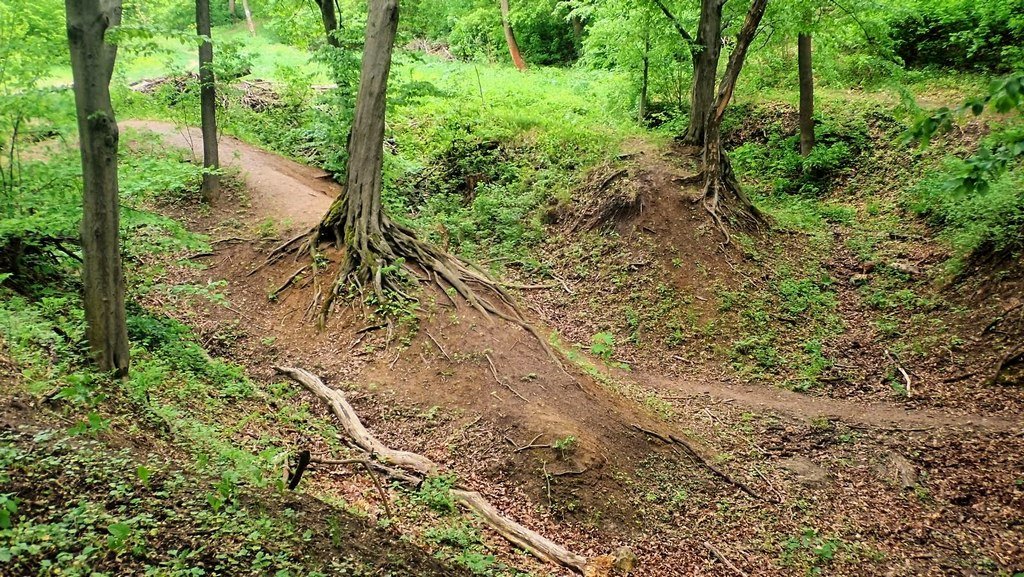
275 366 620 576
265 217 563 369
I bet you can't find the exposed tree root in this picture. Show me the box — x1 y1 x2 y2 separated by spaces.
265 215 565 370
274 366 619 576
700 156 766 246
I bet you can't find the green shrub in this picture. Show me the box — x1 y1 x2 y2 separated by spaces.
910 164 1024 263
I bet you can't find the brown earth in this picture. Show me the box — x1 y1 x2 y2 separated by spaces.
124 122 1023 576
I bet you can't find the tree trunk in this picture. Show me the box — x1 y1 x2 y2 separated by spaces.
639 35 650 123
798 32 814 156
318 0 400 295
314 0 340 48
700 0 769 239
197 0 220 200
570 15 584 56
683 0 725 145
241 0 255 35
500 0 527 71
228 0 236 18
65 0 130 376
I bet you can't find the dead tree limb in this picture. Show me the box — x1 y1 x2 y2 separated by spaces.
275 366 436 475
275 366 614 575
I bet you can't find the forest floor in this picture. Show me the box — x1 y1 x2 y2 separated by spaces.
109 120 1024 576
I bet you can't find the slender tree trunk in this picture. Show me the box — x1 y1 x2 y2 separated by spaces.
570 15 584 56
229 0 236 19
639 35 650 123
500 0 527 71
701 0 769 237
683 0 725 145
798 32 814 156
197 0 220 200
65 0 130 376
314 0 341 47
241 0 255 35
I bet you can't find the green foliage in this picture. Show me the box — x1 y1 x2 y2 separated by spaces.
415 475 458 514
589 331 615 360
407 0 577 65
910 166 1024 263
905 73 1024 262
731 106 870 199
782 528 843 575
887 0 1024 72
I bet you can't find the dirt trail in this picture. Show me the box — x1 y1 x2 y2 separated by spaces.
121 120 335 230
129 121 1021 436
641 373 1021 433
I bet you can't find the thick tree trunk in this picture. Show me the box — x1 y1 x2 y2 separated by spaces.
798 32 814 156
683 0 725 145
228 0 236 18
500 0 527 71
197 0 220 200
701 0 769 238
314 0 341 48
305 0 557 352
319 0 399 292
241 0 255 35
65 0 130 376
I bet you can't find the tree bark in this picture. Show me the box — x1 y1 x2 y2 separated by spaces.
241 0 255 35
228 0 236 18
317 0 400 297
65 0 130 376
314 0 341 48
197 0 220 200
570 15 584 56
639 34 650 123
798 32 814 156
500 0 527 71
683 0 725 145
700 0 769 239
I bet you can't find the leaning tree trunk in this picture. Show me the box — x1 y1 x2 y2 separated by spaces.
241 0 256 35
314 0 340 48
683 0 725 145
65 0 130 376
500 0 527 71
798 32 814 156
700 0 769 242
197 0 220 200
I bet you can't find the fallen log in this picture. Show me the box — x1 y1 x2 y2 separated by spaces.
274 366 617 576
276 366 436 475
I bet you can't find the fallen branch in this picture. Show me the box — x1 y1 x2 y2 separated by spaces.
703 541 748 577
275 367 436 475
986 343 1024 386
275 366 612 575
485 352 528 402
885 349 912 397
270 265 310 300
424 330 452 361
632 424 765 501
